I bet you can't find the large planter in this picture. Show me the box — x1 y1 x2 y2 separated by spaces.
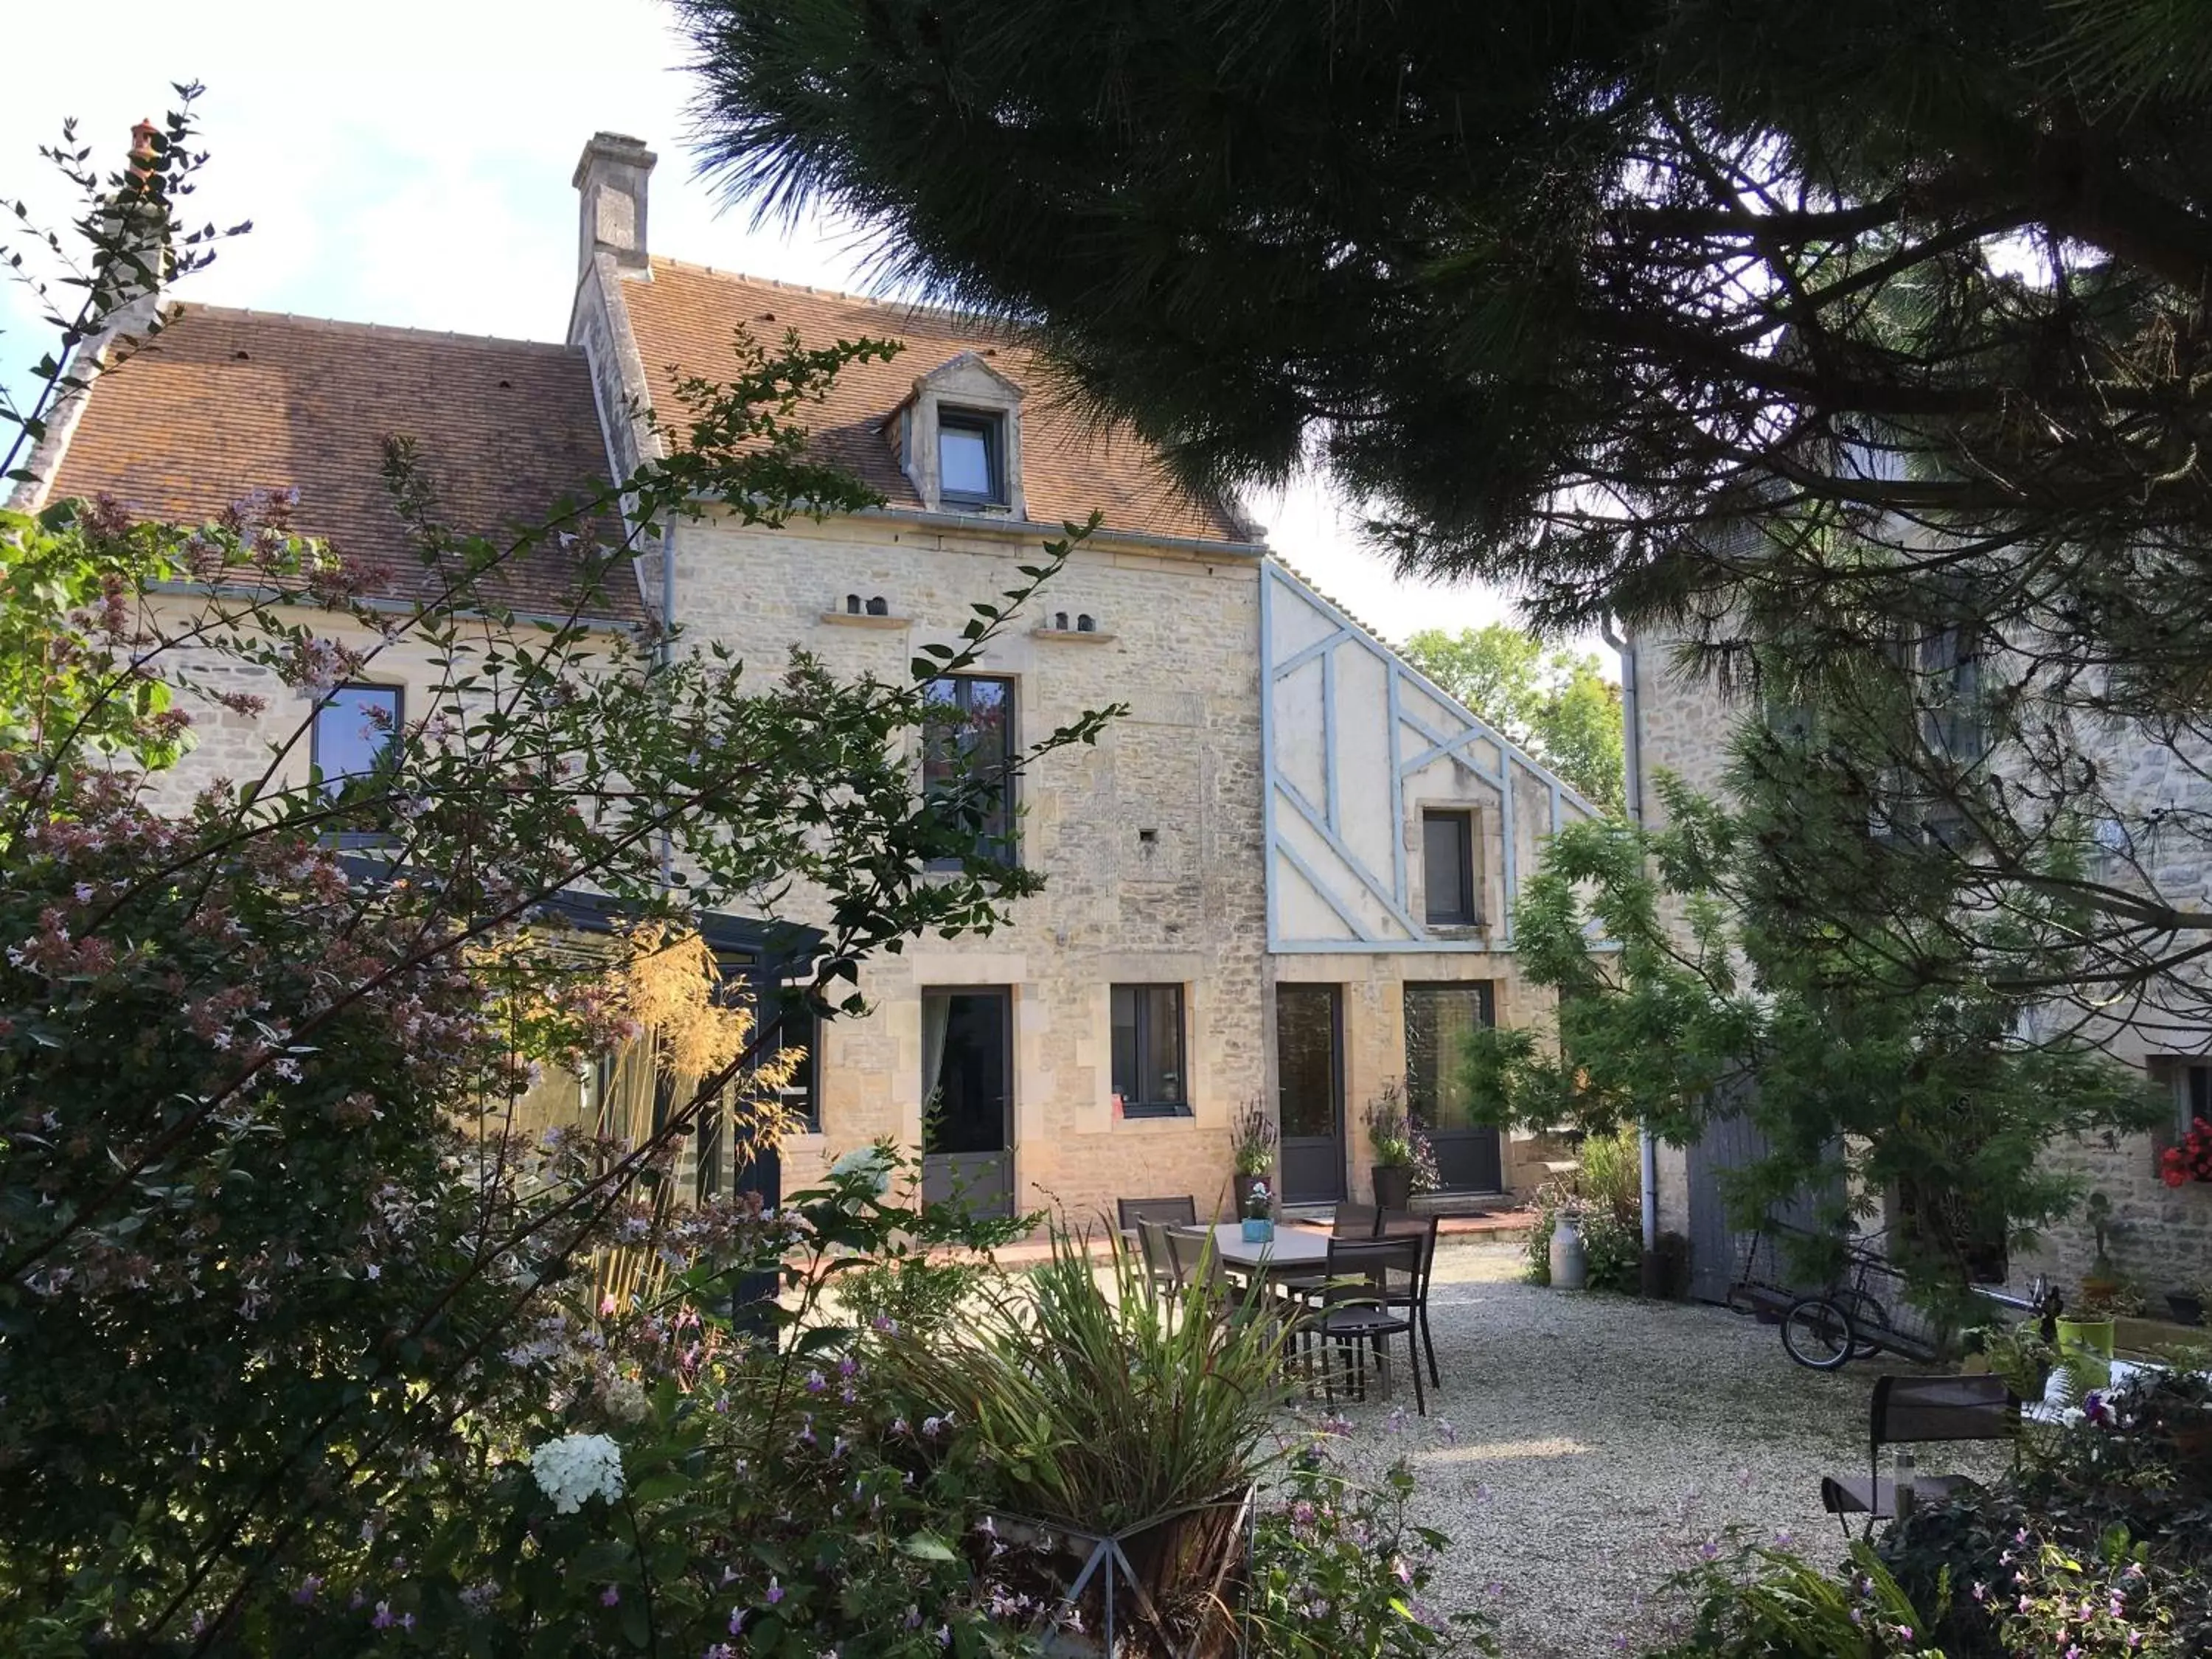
991 1486 1256 1659
1371 1164 1414 1211
2056 1317 2116 1395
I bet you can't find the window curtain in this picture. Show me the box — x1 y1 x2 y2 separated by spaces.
919 992 953 1147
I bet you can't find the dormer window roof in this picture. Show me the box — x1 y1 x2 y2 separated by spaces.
888 350 1028 518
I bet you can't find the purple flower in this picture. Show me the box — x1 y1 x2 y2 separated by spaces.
766 1576 785 1605
728 1607 746 1635
600 1585 620 1607
293 1574 324 1605
804 1368 827 1394
1697 1539 1719 1562
371 1601 396 1630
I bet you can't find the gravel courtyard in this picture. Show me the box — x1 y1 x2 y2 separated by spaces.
1312 1239 1976 1658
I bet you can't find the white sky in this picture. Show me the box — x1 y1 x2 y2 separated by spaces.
0 0 1528 646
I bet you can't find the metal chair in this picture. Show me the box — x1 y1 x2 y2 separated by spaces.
1137 1217 1186 1300
1307 1236 1426 1415
1332 1202 1380 1239
1819 1374 2019 1534
1377 1211 1442 1388
1116 1197 1197 1295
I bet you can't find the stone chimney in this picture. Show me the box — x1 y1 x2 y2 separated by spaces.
573 132 657 277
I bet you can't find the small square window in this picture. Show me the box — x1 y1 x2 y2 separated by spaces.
1422 810 1477 926
311 684 403 797
1112 984 1189 1117
939 410 1004 507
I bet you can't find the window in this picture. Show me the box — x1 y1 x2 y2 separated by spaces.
922 675 1015 866
939 410 1004 507
310 684 402 796
1422 810 1478 925
1403 982 1493 1130
2176 1062 2212 1138
763 1001 820 1133
1112 984 1189 1117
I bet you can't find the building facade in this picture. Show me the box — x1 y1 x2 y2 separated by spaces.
1623 624 2212 1301
18 131 1596 1227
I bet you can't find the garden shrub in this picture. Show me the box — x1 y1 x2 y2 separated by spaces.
1875 1368 2212 1658
1641 1369 2212 1658
1527 1124 1644 1292
1249 1430 1495 1658
1645 1540 1938 1657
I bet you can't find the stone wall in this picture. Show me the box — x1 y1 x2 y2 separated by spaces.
1630 623 2212 1300
672 507 1268 1224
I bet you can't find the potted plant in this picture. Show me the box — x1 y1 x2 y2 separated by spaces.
1229 1097 1278 1219
2162 1116 2212 1186
878 1232 1291 1657
1240 1178 1275 1243
1362 1081 1419 1210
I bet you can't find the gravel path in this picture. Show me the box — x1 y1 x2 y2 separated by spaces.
1308 1241 1984 1658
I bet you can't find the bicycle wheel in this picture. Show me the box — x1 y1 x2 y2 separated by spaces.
1781 1295 1858 1371
1832 1288 1891 1358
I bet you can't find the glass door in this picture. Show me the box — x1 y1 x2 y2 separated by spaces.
920 987 1014 1218
1276 984 1346 1204
1404 981 1503 1192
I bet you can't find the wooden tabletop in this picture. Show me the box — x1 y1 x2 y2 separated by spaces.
1172 1222 1330 1278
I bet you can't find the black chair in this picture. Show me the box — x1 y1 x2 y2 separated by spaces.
1308 1237 1426 1416
1377 1211 1442 1389
1820 1374 2018 1534
1116 1197 1197 1294
1137 1217 1187 1301
1332 1202 1380 1239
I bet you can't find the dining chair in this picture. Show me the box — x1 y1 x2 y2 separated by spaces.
1332 1202 1380 1239
1377 1211 1442 1388
1137 1217 1186 1301
1307 1236 1426 1415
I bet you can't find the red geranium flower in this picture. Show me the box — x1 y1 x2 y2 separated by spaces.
2166 1117 2212 1186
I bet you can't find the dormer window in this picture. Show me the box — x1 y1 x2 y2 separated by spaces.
939 409 1005 507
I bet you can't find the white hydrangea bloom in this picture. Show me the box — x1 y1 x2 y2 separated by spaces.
829 1144 895 1198
529 1432 625 1514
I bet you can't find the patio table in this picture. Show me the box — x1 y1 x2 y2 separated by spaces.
1169 1222 1329 1284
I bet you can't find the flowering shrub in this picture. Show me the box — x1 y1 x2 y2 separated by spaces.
1250 1429 1493 1657
1877 1368 2212 1658
2161 1115 2212 1185
1646 1540 1944 1657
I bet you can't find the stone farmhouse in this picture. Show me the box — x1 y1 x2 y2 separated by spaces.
1623 625 2212 1304
15 132 1597 1225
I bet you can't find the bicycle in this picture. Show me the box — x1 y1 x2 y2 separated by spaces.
1779 1246 2056 1372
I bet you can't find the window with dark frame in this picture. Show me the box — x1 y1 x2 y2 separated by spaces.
1111 984 1188 1117
310 684 403 797
2177 1062 2212 1138
1422 809 1478 926
922 675 1016 867
938 408 1005 507
765 1002 821 1133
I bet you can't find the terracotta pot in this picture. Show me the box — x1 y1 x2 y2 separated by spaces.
1371 1164 1414 1211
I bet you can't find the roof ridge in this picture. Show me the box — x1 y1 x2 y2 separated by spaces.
645 258 1011 335
170 302 582 356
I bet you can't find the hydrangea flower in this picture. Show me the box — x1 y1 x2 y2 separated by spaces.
529 1432 625 1514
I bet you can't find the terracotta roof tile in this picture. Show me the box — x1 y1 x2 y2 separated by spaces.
46 306 646 624
624 261 1253 546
